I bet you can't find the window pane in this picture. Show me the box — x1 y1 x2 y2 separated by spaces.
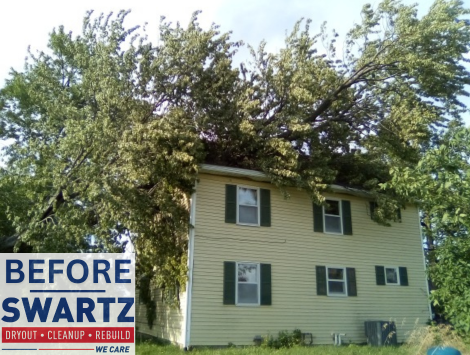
325 200 340 215
238 188 258 206
238 283 258 304
239 205 258 224
328 268 344 280
238 264 258 283
325 215 342 233
328 281 345 294
386 268 398 284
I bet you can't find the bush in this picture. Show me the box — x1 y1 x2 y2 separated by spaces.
264 329 302 349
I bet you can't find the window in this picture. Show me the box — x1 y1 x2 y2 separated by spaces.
238 187 259 225
225 185 271 227
323 199 342 234
316 265 357 297
369 202 402 222
223 261 272 306
236 262 259 305
327 267 347 296
385 267 399 285
314 199 352 235
375 266 408 286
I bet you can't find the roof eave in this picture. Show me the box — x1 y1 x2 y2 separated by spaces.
199 164 372 199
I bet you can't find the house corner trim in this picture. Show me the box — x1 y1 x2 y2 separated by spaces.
184 181 197 349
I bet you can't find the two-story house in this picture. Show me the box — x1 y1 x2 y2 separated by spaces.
136 164 431 348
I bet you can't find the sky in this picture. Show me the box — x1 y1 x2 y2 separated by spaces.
0 0 469 121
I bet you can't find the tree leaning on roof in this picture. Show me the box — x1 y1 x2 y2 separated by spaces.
0 1 469 304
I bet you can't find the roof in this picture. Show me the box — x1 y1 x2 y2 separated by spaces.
199 164 373 199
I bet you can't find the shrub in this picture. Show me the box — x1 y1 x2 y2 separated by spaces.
264 329 302 349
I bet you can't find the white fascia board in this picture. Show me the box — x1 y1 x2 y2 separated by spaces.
199 164 270 182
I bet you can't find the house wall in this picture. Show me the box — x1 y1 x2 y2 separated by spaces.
135 287 187 347
189 173 430 346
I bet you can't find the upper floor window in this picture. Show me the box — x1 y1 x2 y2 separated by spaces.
238 187 259 225
324 200 342 234
225 184 271 227
369 202 402 222
313 199 353 235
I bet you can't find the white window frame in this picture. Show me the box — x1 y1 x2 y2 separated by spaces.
326 266 348 297
385 266 400 285
235 262 260 306
236 185 260 226
323 198 343 235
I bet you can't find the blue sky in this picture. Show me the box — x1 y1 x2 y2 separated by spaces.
0 0 468 123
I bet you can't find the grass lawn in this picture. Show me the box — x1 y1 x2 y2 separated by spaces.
136 343 423 355
135 323 470 354
135 325 470 355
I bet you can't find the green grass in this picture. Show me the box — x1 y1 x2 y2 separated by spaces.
135 324 470 355
136 343 415 355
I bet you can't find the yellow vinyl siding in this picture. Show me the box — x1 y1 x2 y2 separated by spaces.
189 173 429 346
135 287 186 346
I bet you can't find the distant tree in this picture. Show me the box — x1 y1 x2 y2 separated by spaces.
0 1 469 304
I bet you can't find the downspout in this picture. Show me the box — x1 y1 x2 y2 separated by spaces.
184 181 197 350
418 208 433 320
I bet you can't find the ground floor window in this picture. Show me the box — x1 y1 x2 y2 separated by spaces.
327 267 347 296
223 261 272 305
237 262 259 305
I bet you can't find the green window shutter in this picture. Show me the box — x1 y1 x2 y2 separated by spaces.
313 204 324 233
342 200 353 235
260 189 271 227
225 185 237 224
346 268 357 296
399 267 409 286
223 261 236 305
396 208 402 222
370 202 377 220
375 266 386 285
260 263 272 305
316 266 327 296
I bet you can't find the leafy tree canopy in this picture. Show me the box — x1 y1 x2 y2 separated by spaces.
386 125 470 334
0 0 469 301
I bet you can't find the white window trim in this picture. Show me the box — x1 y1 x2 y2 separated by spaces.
385 266 400 285
326 266 348 297
236 185 261 227
235 262 261 306
323 198 343 235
